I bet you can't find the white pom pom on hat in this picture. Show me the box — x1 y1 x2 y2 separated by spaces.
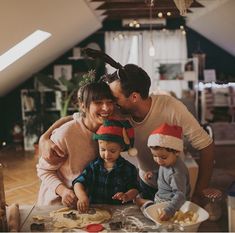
148 123 183 152
128 147 138 156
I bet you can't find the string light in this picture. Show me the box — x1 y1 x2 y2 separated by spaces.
128 20 141 28
167 12 172 16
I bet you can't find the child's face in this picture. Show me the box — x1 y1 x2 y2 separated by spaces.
150 147 178 167
98 140 122 163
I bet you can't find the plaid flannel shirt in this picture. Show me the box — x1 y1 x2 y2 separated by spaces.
72 156 138 204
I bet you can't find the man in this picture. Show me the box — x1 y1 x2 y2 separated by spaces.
105 64 214 203
39 64 214 203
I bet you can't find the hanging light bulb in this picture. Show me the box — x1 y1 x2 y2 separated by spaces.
158 12 163 18
149 43 155 57
149 0 155 57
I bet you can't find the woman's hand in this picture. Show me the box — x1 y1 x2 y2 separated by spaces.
60 187 77 207
144 171 153 181
77 195 89 213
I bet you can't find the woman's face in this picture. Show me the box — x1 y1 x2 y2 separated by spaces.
84 98 114 129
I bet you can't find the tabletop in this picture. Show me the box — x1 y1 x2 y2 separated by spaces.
19 203 228 232
20 204 158 232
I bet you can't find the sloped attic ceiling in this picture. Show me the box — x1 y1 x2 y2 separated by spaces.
0 0 104 96
187 0 235 57
0 0 234 96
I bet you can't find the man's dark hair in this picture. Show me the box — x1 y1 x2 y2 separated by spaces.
83 48 151 99
105 64 151 99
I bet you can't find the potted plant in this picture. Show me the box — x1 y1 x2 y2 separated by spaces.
35 70 96 117
157 64 167 80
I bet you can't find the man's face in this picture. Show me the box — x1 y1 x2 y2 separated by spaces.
109 80 133 115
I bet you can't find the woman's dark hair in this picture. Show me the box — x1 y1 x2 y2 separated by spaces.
77 82 115 109
83 48 151 99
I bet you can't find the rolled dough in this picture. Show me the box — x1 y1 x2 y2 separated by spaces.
50 207 111 229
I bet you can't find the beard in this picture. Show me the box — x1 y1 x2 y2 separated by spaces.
113 105 131 117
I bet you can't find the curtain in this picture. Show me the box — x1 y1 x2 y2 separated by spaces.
105 31 135 73
105 30 187 92
141 30 187 92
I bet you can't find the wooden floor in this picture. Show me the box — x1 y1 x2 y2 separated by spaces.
0 146 40 205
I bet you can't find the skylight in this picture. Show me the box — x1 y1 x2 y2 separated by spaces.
0 30 51 72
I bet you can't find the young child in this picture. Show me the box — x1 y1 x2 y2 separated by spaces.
135 123 191 221
72 118 139 213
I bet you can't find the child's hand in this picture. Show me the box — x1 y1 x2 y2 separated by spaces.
112 192 129 203
77 195 89 213
144 171 153 181
159 210 172 221
61 188 77 207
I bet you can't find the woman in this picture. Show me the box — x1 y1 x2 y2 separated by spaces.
36 82 115 206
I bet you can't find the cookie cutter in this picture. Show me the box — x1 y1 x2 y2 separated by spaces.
109 221 123 230
87 208 96 215
63 211 77 220
30 223 45 231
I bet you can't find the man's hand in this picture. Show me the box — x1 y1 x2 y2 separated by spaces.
61 188 77 207
39 135 66 165
144 171 153 181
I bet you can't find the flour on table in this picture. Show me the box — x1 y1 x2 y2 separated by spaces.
50 207 111 229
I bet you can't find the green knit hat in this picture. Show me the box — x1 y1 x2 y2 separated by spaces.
93 118 137 156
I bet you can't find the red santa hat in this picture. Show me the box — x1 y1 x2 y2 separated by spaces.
147 123 183 152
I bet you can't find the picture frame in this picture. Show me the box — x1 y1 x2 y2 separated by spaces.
54 65 72 80
157 63 182 80
204 69 216 83
183 60 197 81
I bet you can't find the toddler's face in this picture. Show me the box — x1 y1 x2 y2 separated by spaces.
98 140 122 163
150 147 178 167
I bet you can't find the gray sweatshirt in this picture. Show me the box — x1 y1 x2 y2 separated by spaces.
154 157 191 216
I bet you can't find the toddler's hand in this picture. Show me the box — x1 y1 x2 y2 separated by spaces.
159 210 172 221
77 196 89 213
144 171 153 181
61 188 77 207
112 192 128 203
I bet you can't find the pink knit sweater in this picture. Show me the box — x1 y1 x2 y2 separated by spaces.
36 117 98 206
